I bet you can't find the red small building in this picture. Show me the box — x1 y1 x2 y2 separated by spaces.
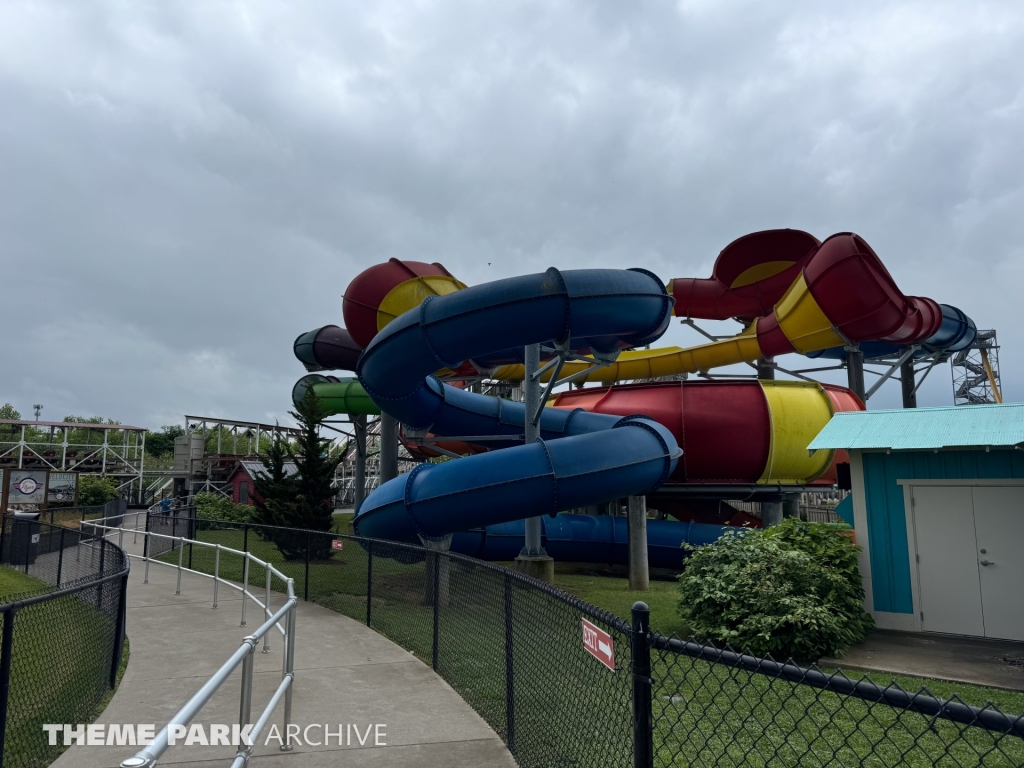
225 460 299 505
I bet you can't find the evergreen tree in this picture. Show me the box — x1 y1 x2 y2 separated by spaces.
252 390 343 559
251 430 300 536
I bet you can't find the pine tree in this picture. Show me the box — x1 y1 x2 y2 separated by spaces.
251 430 299 535
252 390 343 559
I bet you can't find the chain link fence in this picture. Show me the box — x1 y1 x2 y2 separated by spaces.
0 516 129 768
173 518 1024 767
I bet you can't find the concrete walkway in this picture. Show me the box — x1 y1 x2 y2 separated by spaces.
822 630 1024 692
54 533 516 768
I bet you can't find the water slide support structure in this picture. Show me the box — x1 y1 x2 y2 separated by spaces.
353 415 368 511
513 343 555 582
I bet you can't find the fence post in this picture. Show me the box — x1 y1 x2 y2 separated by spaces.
243 524 249 556
56 528 65 587
0 516 6 565
0 608 16 768
96 542 106 609
365 540 373 627
304 531 310 602
431 553 440 671
631 601 654 768
110 573 128 688
503 573 516 755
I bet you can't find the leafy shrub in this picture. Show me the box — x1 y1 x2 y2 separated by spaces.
194 493 253 524
78 476 120 506
677 518 873 662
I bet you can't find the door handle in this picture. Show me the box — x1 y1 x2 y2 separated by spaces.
980 559 995 566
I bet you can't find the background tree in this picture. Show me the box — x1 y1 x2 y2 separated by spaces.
0 403 20 420
145 424 186 457
78 476 120 506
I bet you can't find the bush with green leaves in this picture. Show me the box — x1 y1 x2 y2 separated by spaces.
77 475 120 506
193 493 253 524
677 518 873 663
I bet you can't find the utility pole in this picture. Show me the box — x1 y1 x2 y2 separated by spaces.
514 343 554 583
33 404 42 421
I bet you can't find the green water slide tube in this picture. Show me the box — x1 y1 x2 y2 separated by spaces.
292 374 380 416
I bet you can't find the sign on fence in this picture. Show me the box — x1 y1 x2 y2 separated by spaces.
331 540 344 551
581 618 615 671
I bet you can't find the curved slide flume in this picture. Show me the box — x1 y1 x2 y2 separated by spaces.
352 268 692 550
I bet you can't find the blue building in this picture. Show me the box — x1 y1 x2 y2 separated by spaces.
809 404 1024 641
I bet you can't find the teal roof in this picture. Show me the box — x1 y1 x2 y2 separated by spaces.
808 404 1024 451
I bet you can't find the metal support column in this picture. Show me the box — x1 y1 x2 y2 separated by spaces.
782 494 801 520
379 412 399 483
901 360 917 408
354 414 367 510
627 496 649 591
514 343 554 583
846 346 866 403
756 358 775 380
761 500 783 527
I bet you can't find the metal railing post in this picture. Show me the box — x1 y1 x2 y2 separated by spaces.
175 535 184 596
143 530 151 584
281 602 296 752
262 569 272 653
503 573 516 755
213 544 221 609
239 640 255 731
631 601 654 768
0 608 17 768
366 540 373 627
240 556 250 627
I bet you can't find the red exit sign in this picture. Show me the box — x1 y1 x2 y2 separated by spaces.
581 618 615 671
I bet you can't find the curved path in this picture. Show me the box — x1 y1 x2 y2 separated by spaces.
53 534 516 768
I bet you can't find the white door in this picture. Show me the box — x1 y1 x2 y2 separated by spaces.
911 486 984 637
972 487 1024 641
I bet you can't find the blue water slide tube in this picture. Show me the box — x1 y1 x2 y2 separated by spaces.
807 304 977 361
353 268 684 549
451 515 732 569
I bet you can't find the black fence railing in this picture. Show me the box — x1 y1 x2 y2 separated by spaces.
166 518 1024 767
0 517 129 768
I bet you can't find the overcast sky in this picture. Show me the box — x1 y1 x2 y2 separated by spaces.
2 0 1022 430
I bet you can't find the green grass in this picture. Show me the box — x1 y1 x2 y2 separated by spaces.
0 566 129 768
166 527 1024 766
545 562 689 637
0 567 48 601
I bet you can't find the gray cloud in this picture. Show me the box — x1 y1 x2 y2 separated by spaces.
1 0 1022 426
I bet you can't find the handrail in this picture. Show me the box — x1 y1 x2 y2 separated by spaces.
85 511 298 768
